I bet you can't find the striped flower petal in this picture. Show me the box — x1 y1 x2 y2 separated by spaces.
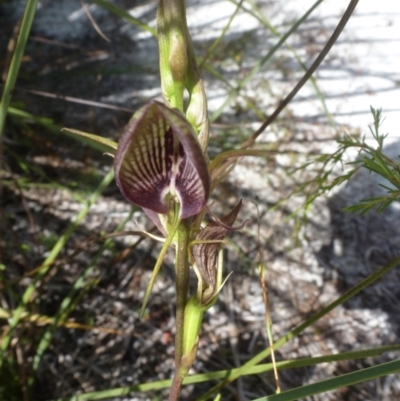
114 100 210 219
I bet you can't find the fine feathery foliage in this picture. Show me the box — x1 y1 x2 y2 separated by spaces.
339 107 400 214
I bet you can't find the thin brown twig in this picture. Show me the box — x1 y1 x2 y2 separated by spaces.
81 1 111 42
29 36 80 49
16 88 135 113
16 344 30 401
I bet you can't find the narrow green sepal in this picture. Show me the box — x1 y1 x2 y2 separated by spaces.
61 128 117 155
140 205 181 317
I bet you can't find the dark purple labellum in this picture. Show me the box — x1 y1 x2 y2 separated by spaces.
114 100 210 219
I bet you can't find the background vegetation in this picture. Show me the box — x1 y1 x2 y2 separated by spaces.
1 0 400 400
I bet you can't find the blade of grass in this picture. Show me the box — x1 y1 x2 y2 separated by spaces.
198 0 244 69
8 107 117 153
44 344 400 401
254 359 400 401
259 261 280 393
235 0 334 125
241 0 359 149
197 252 400 400
0 169 114 369
31 208 134 373
0 0 39 137
210 0 324 123
89 0 157 37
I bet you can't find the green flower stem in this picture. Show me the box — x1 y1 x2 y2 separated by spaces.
174 218 191 366
169 218 192 401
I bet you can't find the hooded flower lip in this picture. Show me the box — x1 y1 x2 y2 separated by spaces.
192 200 244 287
114 100 210 219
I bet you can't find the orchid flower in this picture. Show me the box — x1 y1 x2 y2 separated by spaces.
114 100 210 225
63 2 248 400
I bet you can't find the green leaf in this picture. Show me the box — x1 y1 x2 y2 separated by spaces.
0 0 39 137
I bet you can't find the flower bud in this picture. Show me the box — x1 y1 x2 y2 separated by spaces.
157 0 209 152
157 0 188 110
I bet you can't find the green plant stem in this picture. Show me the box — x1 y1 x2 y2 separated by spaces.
0 0 39 137
169 218 191 401
8 107 117 153
173 219 191 365
169 363 188 401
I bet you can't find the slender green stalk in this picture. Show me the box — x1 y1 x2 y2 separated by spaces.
0 0 39 137
173 219 191 365
169 219 191 401
140 209 181 316
258 263 280 393
8 107 118 153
